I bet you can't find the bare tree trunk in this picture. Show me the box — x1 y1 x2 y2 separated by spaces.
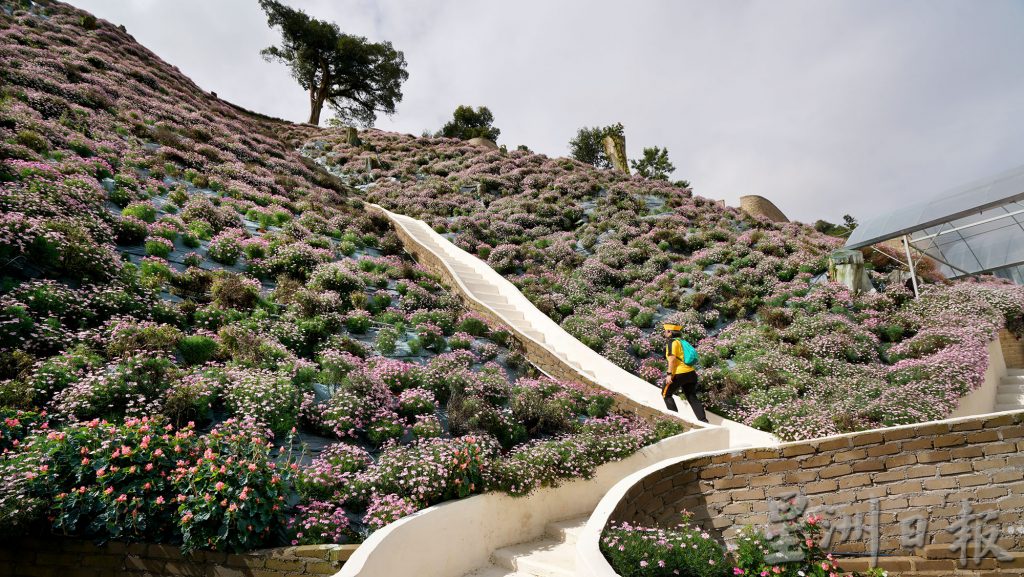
308 84 324 125
308 98 323 125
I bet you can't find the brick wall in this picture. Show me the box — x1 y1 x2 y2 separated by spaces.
608 412 1024 575
378 207 695 428
1002 329 1024 369
0 539 356 577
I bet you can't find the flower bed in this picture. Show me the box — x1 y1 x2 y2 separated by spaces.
601 512 882 577
0 2 681 556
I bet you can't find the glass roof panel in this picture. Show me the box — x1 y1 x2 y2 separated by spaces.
845 163 1024 250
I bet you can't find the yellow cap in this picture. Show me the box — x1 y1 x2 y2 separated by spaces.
663 323 682 331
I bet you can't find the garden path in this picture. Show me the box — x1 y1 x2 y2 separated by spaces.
361 204 776 577
372 204 777 448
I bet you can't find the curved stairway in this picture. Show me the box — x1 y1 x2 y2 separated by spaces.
351 205 776 577
373 204 776 448
464 517 587 577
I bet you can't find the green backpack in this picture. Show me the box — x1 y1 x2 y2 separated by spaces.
669 338 699 366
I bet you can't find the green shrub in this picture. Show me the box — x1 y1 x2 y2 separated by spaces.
211 273 261 311
345 311 371 334
145 237 173 258
16 130 48 154
116 216 148 245
178 335 218 365
122 201 157 223
375 327 398 355
107 321 183 358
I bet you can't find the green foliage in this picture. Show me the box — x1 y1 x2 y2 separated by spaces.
567 123 623 168
16 130 49 154
122 202 157 223
259 0 408 125
437 105 500 142
375 326 398 355
178 335 218 366
630 146 675 180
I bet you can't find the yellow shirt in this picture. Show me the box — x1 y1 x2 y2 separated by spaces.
666 340 695 375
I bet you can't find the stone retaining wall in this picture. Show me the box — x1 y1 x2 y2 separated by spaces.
376 206 692 428
0 538 357 577
1002 329 1024 369
608 412 1024 571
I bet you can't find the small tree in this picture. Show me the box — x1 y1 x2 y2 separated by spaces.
259 0 408 126
568 123 624 168
437 105 500 141
630 146 675 180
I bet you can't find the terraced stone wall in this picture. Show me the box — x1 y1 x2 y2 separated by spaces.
608 412 1024 573
375 206 695 427
0 538 356 577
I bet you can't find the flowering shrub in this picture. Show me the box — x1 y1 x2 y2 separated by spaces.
397 387 436 418
207 229 245 265
730 513 843 577
349 436 490 507
287 500 351 545
601 514 728 577
222 368 301 436
295 442 372 500
12 416 291 553
173 418 294 553
363 492 418 531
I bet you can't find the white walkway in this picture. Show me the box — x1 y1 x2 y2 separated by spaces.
374 204 776 448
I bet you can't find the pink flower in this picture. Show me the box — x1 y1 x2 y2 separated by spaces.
215 481 225 491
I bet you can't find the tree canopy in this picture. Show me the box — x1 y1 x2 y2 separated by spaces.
568 123 624 169
259 0 408 126
630 146 676 180
437 105 501 142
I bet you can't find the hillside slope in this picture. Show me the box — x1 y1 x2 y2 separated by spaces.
0 0 685 552
303 128 1024 440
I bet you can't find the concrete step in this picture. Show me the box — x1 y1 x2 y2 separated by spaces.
491 538 574 577
999 383 1024 394
1000 375 1024 385
1007 368 1024 377
996 393 1024 405
995 404 1024 412
545 517 588 545
521 331 546 344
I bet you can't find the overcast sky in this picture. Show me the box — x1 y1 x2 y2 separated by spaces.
69 0 1024 223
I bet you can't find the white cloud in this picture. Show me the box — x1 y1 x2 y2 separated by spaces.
69 0 1024 223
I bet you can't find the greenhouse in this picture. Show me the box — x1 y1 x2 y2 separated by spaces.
845 163 1024 285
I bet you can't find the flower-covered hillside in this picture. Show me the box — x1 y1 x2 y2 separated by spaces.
305 129 1024 440
0 0 682 553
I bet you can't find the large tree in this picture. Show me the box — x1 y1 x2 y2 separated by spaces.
437 105 500 141
568 123 624 168
630 146 676 180
259 0 408 126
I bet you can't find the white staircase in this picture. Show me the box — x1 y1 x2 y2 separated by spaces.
463 517 587 577
375 204 776 446
996 369 1024 412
